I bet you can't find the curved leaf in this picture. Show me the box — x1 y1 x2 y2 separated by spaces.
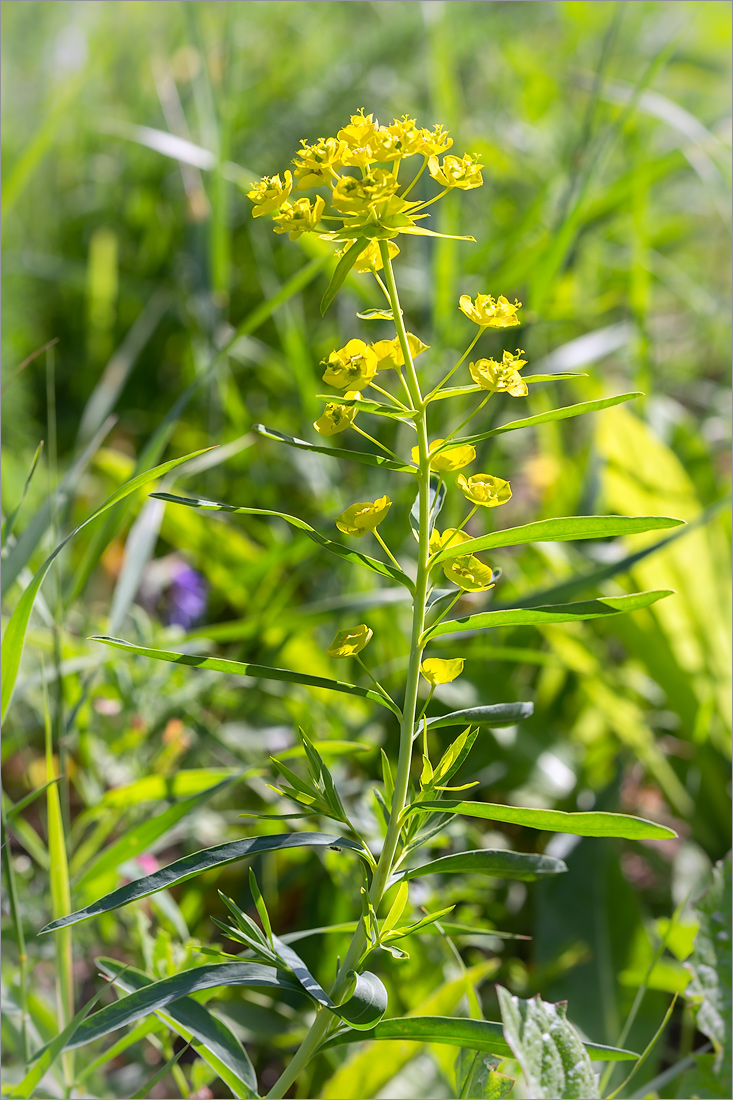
424 590 673 641
274 936 387 1031
88 636 403 718
432 515 684 564
253 424 416 473
405 800 676 840
97 959 258 1099
151 491 414 591
424 703 534 730
39 832 363 933
1 448 213 722
319 1015 637 1062
401 849 568 882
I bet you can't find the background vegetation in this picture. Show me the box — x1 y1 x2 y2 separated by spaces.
2 2 730 1097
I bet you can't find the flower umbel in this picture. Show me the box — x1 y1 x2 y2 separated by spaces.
459 293 522 328
335 496 392 537
469 350 528 396
428 153 484 190
326 624 373 658
413 439 476 472
420 657 465 686
272 195 325 240
248 171 293 216
313 390 361 436
456 472 512 508
322 339 378 390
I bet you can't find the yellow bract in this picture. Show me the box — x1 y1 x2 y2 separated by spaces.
418 123 453 157
420 657 465 686
428 153 484 190
293 137 347 189
248 171 293 217
429 527 473 555
335 495 392 537
459 293 522 328
456 472 512 508
353 239 399 274
443 554 495 591
372 332 429 371
338 109 378 148
413 439 476 472
313 390 361 436
469 350 528 396
326 624 373 658
272 195 325 240
322 339 378 390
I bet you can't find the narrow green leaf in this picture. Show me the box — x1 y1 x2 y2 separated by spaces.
1 440 43 545
432 516 685 564
497 985 600 1099
5 778 61 820
274 937 388 1030
39 832 363 933
382 882 409 934
253 424 416 473
99 769 247 806
401 849 568 882
405 800 677 840
321 238 364 315
424 703 534 730
400 226 476 241
315 393 417 420
439 392 641 450
151 491 414 591
424 590 674 641
0 448 212 722
356 308 397 321
429 374 587 402
88 635 402 718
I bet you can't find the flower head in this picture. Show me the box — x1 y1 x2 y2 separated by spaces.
272 195 325 240
338 109 378 148
413 438 476 472
420 657 465 686
335 495 392 537
371 332 429 371
443 554 496 591
293 137 347 189
331 169 400 215
429 527 473 555
322 339 378 389
247 171 293 217
326 623 373 658
469 350 528 396
314 390 361 436
459 293 522 328
428 153 483 190
456 472 512 508
384 115 425 158
418 123 453 157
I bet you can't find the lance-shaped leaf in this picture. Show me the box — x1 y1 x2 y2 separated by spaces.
319 1015 636 1062
435 392 641 451
316 393 417 422
88 637 403 718
404 800 676 840
411 474 446 542
428 374 588 402
151 492 414 592
432 515 684 564
275 936 387 1030
321 238 364 315
97 959 258 1099
253 424 416 473
39 832 363 933
399 849 568 883
424 703 534 731
497 986 600 1099
1 447 213 722
424 590 673 641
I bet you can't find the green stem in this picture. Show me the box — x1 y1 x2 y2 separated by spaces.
352 424 404 463
265 241 431 1100
400 156 428 199
427 327 486 400
373 529 403 572
443 392 492 444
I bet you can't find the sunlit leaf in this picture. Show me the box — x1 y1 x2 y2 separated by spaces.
405 800 676 840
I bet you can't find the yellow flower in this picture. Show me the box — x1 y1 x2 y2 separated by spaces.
412 439 476 472
272 195 325 240
384 115 425 158
313 390 361 436
338 109 378 148
418 123 453 157
429 527 472 555
331 169 400 215
443 554 496 591
456 472 512 508
292 137 347 189
326 624 373 658
353 239 400 273
459 293 522 328
372 333 429 371
469 350 528 396
420 657 465 686
247 171 293 217
335 495 392 537
428 153 483 190
322 339 379 389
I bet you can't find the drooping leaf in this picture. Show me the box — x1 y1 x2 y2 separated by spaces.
88 636 402 718
432 515 684 564
151 491 414 591
321 238 364 315
424 590 673 641
496 985 600 1099
424 703 534 730
685 854 732 1091
410 474 446 542
253 424 416 473
272 935 388 1030
401 849 568 882
39 833 363 933
404 800 676 840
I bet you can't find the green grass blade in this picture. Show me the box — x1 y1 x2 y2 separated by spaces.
424 703 534 730
88 636 403 717
39 833 362 933
405 801 676 840
5 778 61 820
253 424 416 473
401 850 568 882
424 590 673 641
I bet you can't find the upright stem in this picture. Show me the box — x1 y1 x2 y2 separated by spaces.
265 243 431 1100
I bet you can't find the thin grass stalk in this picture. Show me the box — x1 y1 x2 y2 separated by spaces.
1 796 30 1065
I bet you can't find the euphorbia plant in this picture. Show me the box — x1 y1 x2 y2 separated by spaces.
41 110 684 1100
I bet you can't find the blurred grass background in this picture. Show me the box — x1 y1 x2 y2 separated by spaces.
1 2 730 1097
